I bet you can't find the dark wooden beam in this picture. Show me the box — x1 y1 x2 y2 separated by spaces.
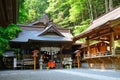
89 28 111 40
0 0 6 27
12 0 19 23
0 0 18 27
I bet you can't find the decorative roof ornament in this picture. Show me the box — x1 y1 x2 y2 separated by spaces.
31 14 49 26
39 14 49 25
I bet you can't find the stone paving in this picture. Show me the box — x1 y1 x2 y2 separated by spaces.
0 68 120 80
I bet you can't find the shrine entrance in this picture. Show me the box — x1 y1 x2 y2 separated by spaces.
41 47 60 62
39 47 61 69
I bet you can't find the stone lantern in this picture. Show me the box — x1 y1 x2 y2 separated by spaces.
39 56 43 70
68 57 72 69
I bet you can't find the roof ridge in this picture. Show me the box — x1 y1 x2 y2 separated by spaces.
38 24 64 37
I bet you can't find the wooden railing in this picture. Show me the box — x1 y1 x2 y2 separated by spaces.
84 51 120 70
84 50 120 59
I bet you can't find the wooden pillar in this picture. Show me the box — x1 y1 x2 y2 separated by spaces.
83 48 86 58
75 50 81 69
32 50 39 71
77 56 80 68
86 38 90 57
110 32 115 55
101 59 105 69
34 56 37 70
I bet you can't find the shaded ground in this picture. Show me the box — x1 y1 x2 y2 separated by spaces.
0 68 120 80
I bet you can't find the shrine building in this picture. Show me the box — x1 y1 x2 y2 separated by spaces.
9 14 76 69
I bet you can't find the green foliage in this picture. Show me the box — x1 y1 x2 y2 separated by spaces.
0 38 8 55
69 0 85 22
45 0 71 28
4 24 22 39
18 0 48 23
0 24 22 56
18 0 29 24
73 19 90 36
73 19 90 42
0 27 7 55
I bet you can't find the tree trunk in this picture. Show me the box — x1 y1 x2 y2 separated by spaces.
87 0 93 20
86 1 91 20
105 0 109 13
93 1 97 19
81 11 84 21
109 0 113 11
